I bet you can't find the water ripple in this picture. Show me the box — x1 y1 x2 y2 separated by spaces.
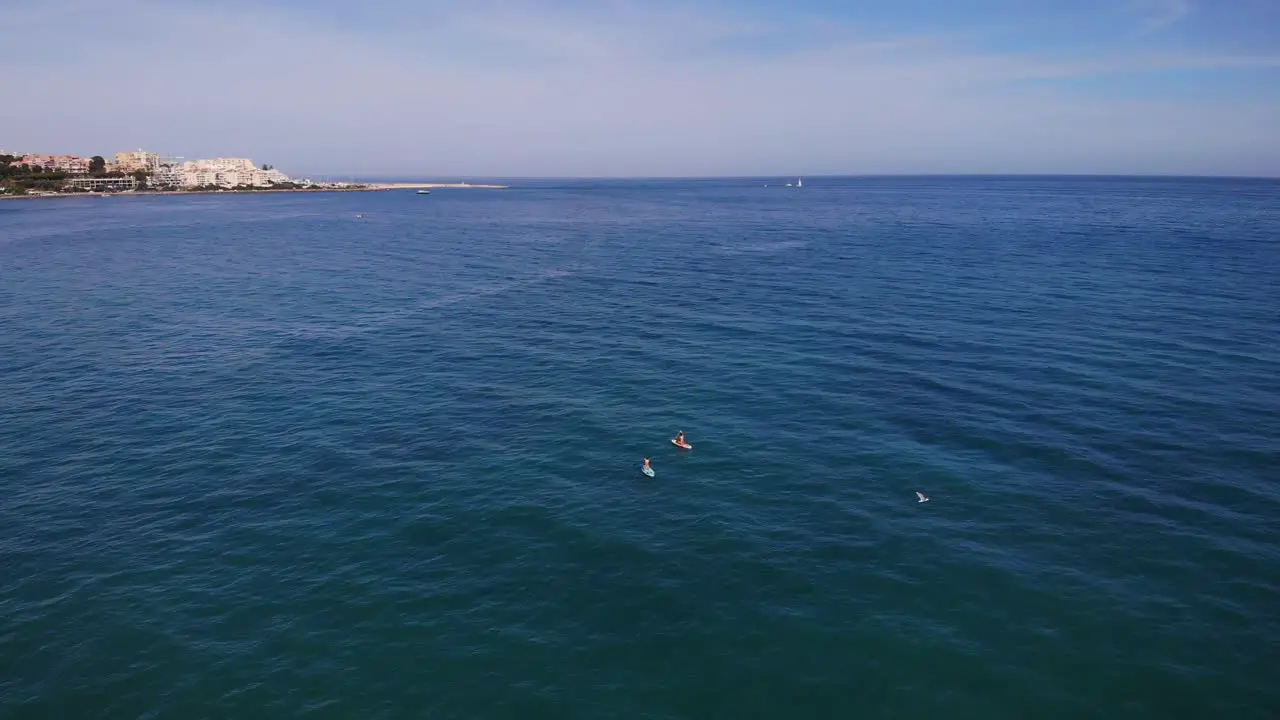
2 178 1279 719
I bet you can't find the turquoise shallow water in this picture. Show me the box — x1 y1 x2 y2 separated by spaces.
2 177 1278 718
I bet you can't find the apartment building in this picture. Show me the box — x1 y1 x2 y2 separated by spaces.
184 169 220 187
114 150 160 172
13 154 91 173
178 158 291 187
57 156 91 174
183 157 257 173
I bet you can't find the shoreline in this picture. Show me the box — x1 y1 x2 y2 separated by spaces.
370 182 508 190
0 182 509 201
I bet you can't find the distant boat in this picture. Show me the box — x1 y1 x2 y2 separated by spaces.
416 189 431 195
785 178 803 188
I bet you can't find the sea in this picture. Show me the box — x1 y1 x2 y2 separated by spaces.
1 177 1277 719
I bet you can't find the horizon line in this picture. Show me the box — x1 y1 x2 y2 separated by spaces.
336 172 1280 181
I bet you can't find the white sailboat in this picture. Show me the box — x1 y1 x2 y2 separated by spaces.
797 177 803 188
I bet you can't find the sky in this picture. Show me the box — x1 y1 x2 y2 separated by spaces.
1 0 1278 177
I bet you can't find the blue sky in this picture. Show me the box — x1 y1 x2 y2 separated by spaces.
1 0 1278 177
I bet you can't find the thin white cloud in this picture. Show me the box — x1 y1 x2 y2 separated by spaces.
0 0 1276 176
1129 0 1193 33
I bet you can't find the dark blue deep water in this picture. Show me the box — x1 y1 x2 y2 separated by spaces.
2 177 1278 719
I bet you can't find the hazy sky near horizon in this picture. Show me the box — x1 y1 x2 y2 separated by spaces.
2 0 1278 177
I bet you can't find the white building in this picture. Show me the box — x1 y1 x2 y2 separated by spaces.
179 158 292 188
256 168 290 185
184 169 219 187
149 165 185 188
182 157 255 173
65 176 139 192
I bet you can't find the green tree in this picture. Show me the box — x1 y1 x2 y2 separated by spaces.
132 169 149 190
89 155 106 174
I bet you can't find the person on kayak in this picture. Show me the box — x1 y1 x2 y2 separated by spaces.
643 457 652 471
674 431 687 445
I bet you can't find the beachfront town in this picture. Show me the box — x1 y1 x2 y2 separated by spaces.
0 148 347 195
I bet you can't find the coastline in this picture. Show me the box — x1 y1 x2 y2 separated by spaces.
0 182 509 201
370 182 508 190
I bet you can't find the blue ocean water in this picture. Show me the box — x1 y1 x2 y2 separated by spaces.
1 177 1278 719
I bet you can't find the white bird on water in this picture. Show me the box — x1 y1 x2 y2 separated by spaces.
916 491 929 503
